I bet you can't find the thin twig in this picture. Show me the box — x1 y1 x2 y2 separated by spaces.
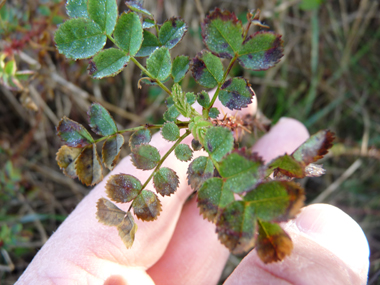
312 159 362 204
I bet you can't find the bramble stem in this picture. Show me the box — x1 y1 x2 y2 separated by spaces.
208 55 238 112
130 56 172 95
128 129 192 212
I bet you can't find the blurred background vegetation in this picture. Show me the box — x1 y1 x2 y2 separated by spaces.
0 0 379 283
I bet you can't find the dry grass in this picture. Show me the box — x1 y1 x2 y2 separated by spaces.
0 0 379 283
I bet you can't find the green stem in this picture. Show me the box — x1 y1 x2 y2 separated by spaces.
207 55 238 112
106 34 171 96
128 129 191 211
130 56 172 95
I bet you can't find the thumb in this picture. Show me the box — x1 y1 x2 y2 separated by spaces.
225 204 370 285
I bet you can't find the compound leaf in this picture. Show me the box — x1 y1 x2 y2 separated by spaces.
256 220 293 264
96 198 126 226
135 30 160 57
131 144 160 170
88 0 117 35
88 103 118 136
117 212 138 248
172 55 190 83
153 167 179 196
102 134 124 170
114 11 143 56
56 145 82 178
219 151 263 193
88 48 130 79
125 1 152 17
216 201 256 254
219 77 255 110
244 181 304 222
268 154 305 179
129 129 152 151
175 144 193 162
55 18 106 59
187 156 214 191
292 130 335 166
191 50 224 88
66 0 88 18
106 173 142 203
133 190 162 221
237 31 284 71
75 143 103 186
161 122 180 141
201 8 243 59
57 116 94 147
158 17 187 49
197 177 234 222
163 105 180 122
146 47 172 81
204 126 234 162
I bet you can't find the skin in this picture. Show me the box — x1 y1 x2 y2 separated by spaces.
16 98 369 284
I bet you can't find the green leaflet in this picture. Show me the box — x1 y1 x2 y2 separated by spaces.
202 8 244 58
135 30 160 57
204 127 234 162
158 17 187 49
114 11 143 56
146 47 172 81
219 77 255 110
237 31 284 71
54 18 106 59
172 55 190 83
66 0 89 18
191 50 224 88
89 48 130 79
161 122 180 142
87 103 118 136
57 117 94 147
88 0 118 35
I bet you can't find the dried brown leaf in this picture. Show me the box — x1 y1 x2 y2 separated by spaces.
75 143 103 186
96 198 126 226
117 212 138 249
102 134 124 170
56 145 82 178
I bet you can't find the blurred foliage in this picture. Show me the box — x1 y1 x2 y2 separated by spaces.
0 0 379 283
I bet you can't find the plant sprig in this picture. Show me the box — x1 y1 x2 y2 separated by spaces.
54 0 335 264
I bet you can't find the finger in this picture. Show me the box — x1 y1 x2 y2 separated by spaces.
147 117 309 284
18 94 256 283
225 204 369 285
251 117 309 162
147 197 230 285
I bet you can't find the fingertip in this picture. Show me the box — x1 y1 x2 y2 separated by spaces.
251 117 309 162
293 204 370 280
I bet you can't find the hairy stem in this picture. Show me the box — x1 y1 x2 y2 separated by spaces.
128 129 192 211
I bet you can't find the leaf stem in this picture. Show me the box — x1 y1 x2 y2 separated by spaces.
128 129 191 211
130 56 172 95
207 55 238 112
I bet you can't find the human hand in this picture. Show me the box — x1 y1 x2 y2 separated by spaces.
17 99 369 284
